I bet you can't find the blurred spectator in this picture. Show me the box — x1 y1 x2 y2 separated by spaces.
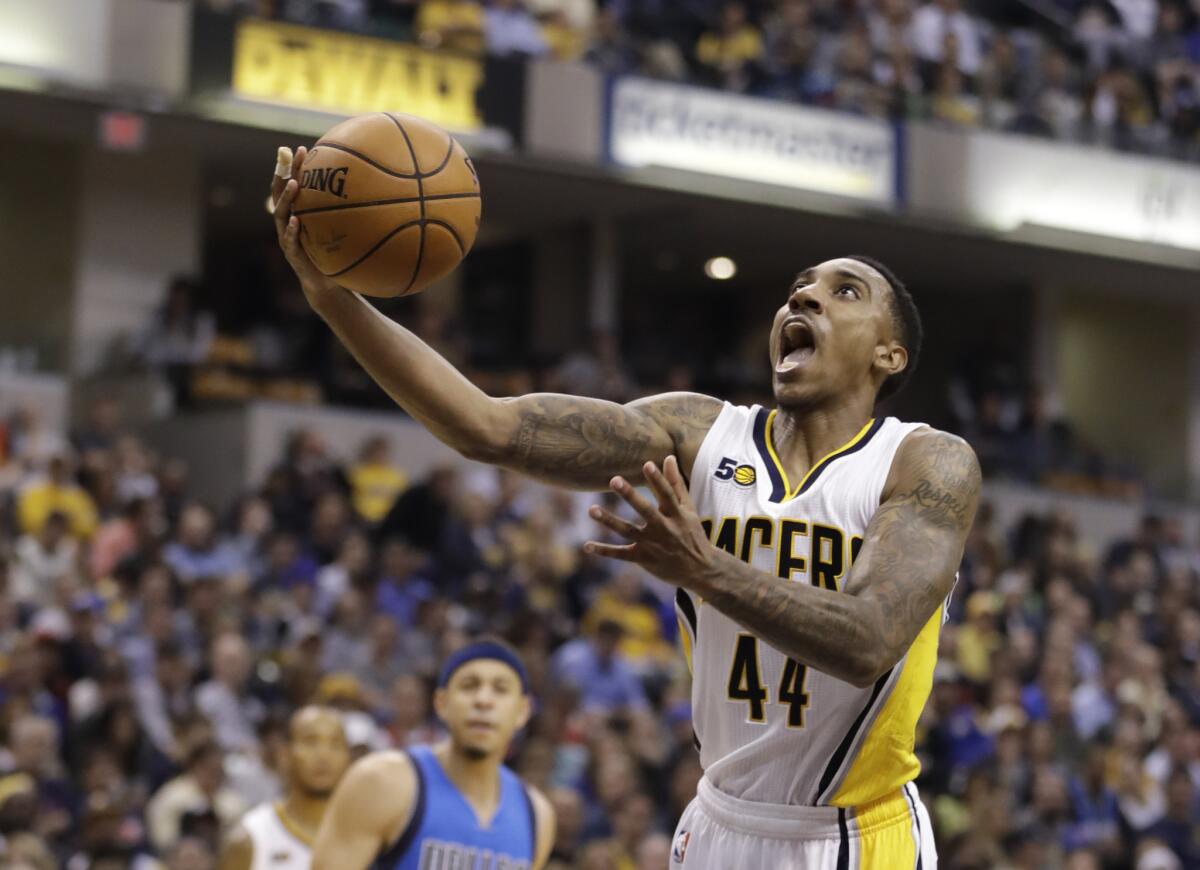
552 620 649 713
164 835 216 870
1 715 76 846
931 60 982 125
347 435 407 525
314 530 373 618
585 6 641 74
164 504 240 585
1113 0 1161 42
1145 766 1200 866
373 537 435 627
222 496 274 581
6 407 70 472
263 429 346 534
112 436 158 505
525 0 594 31
0 831 57 870
696 2 765 92
541 9 588 60
308 491 353 565
415 0 485 54
193 634 264 755
637 833 671 869
911 0 983 76
131 640 195 761
485 0 550 57
548 785 585 866
762 0 824 101
144 741 244 853
581 568 673 670
89 497 162 582
868 0 915 54
1065 746 1122 857
831 22 884 114
11 512 79 608
384 673 441 746
71 397 123 458
17 456 98 540
376 465 457 552
136 278 216 408
956 591 1002 685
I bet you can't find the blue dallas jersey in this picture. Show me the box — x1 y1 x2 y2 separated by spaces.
373 746 537 870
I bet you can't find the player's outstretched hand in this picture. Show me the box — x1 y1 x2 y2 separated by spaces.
270 146 346 311
585 455 715 589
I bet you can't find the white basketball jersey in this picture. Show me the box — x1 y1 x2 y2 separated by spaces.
242 803 313 870
679 403 944 808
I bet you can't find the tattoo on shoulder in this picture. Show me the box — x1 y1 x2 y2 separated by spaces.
895 432 981 532
845 432 980 668
638 393 723 449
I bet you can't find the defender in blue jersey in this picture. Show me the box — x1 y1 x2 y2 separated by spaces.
312 641 554 870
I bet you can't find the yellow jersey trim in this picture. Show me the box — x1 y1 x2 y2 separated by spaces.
830 608 942 807
852 787 919 868
764 411 877 501
273 802 316 848
677 616 694 675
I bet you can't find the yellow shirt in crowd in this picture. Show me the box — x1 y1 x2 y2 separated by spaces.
541 19 586 61
18 482 98 539
417 0 486 55
349 462 408 524
696 27 764 70
583 590 673 665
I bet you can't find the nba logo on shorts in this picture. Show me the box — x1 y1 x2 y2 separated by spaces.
672 830 690 864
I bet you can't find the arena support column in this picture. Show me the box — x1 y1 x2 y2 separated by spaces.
1049 285 1191 499
68 146 202 376
529 226 590 358
588 218 619 332
1029 284 1061 413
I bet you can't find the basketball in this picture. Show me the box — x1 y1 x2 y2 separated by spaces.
292 113 481 298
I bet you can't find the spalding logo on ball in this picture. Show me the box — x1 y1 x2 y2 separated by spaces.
300 165 350 198
292 112 482 299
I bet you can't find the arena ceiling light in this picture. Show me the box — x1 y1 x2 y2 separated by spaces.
705 256 737 280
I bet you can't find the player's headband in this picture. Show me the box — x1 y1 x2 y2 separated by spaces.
438 641 530 694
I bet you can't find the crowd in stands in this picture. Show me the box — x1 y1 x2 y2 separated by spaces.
204 0 1200 156
0 389 1198 868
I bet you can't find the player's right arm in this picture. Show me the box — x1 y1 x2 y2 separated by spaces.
312 752 417 870
272 148 722 490
216 824 253 870
528 785 557 870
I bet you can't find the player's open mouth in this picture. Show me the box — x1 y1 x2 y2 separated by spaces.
467 720 496 731
777 318 817 372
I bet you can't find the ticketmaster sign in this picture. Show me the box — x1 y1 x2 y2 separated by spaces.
609 78 896 206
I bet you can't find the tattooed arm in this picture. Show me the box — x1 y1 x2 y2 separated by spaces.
587 429 980 687
696 428 980 685
271 149 720 490
309 289 722 489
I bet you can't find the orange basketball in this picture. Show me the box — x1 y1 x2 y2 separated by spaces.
292 113 481 298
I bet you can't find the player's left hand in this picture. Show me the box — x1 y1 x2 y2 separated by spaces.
584 456 715 589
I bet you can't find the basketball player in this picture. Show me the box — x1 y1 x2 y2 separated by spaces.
310 640 555 869
273 148 980 867
219 705 351 870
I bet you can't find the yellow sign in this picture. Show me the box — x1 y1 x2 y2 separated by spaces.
231 19 483 131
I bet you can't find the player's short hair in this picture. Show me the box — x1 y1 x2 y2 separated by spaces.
847 255 922 402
